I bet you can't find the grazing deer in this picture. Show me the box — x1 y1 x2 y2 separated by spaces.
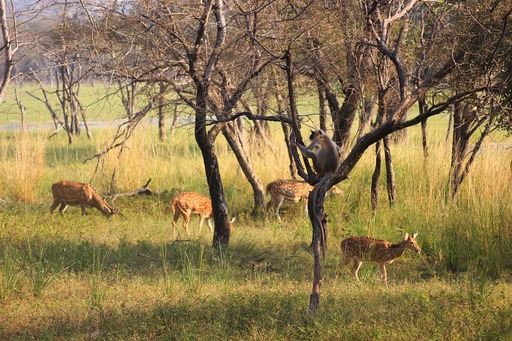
50 181 118 218
171 192 236 237
338 232 421 286
265 179 343 222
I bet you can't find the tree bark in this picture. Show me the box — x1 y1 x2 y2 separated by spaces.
222 123 266 216
195 86 232 247
333 86 360 155
357 96 376 140
383 136 397 206
371 141 382 213
418 97 429 158
274 72 297 178
158 83 168 141
0 0 14 104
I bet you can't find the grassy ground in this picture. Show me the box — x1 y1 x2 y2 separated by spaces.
1 93 512 339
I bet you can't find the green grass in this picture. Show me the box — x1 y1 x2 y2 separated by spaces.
1 89 512 339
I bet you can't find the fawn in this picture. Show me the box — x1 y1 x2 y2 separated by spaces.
338 232 421 286
265 179 343 221
171 192 236 237
50 181 119 217
171 192 213 236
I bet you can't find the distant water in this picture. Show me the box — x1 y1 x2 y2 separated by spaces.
0 117 193 132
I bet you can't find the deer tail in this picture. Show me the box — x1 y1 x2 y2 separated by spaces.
171 199 176 214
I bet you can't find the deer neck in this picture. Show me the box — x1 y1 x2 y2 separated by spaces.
389 242 408 255
378 242 408 262
94 200 112 216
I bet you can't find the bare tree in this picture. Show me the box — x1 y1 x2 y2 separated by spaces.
0 0 16 104
298 0 512 313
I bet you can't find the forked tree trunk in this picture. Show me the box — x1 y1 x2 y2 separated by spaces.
449 102 491 199
307 180 330 314
222 122 265 216
195 85 232 247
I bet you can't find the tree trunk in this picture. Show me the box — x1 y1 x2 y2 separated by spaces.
317 81 328 132
307 179 329 314
383 136 397 206
158 83 168 141
356 96 376 140
195 86 232 247
371 141 382 213
449 101 491 199
0 0 14 105
222 123 265 216
274 83 297 178
418 96 429 158
333 86 360 156
450 102 468 198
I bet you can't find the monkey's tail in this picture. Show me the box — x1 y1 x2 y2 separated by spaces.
311 175 330 258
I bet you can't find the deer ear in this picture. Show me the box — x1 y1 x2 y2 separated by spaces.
230 217 237 224
412 232 418 238
403 233 409 240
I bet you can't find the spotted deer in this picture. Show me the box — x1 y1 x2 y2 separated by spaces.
50 181 118 218
265 179 343 222
171 192 236 237
338 232 421 286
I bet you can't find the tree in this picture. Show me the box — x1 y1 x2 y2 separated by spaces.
28 2 94 143
0 0 16 104
297 0 512 312
88 0 283 245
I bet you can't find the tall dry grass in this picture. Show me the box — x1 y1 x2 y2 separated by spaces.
92 126 207 194
0 131 47 203
1 120 512 339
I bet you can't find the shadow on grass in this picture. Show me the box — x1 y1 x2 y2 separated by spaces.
6 279 512 340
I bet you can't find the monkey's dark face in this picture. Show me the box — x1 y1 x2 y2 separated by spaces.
309 129 325 141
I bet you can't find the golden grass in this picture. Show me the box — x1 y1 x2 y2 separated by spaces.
0 131 47 203
1 115 512 339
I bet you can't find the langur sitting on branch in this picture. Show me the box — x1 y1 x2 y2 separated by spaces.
298 129 341 177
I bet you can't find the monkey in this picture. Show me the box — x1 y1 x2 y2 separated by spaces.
298 130 340 256
297 129 341 176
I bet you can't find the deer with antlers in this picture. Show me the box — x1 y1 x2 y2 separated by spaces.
338 232 421 286
50 181 119 218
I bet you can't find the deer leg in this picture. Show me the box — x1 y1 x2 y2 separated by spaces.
275 197 285 222
265 198 274 219
172 211 181 238
50 200 60 214
182 211 191 236
59 203 68 214
303 199 309 218
352 260 363 282
80 204 87 216
336 257 351 278
379 264 388 287
198 215 205 233
206 218 213 233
